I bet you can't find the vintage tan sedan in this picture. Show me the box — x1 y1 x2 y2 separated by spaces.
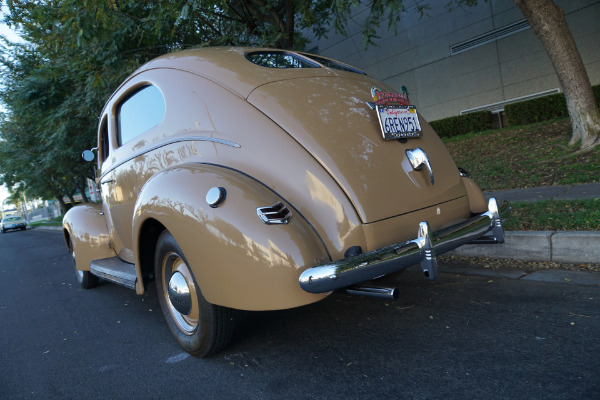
63 47 508 357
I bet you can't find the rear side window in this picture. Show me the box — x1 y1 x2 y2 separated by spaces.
98 116 109 163
117 85 165 146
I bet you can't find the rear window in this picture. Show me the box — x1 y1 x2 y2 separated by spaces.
246 51 319 69
246 50 365 75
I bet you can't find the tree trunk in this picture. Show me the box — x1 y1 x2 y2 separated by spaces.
66 192 76 205
74 179 89 203
55 194 68 214
514 0 600 150
283 0 295 49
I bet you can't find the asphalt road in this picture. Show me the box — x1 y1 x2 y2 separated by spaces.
1 229 599 400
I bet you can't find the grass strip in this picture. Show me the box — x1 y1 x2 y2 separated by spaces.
444 118 600 191
29 216 63 227
503 199 600 231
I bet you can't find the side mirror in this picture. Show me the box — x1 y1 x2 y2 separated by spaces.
82 149 96 162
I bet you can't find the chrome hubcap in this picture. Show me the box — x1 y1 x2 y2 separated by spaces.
71 245 83 282
168 271 192 315
162 252 199 335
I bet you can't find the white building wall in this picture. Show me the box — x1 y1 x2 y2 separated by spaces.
309 0 600 121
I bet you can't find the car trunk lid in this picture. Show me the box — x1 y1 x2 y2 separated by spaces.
247 76 467 224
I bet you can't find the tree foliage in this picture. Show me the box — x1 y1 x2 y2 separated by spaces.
0 0 423 205
1 0 596 208
0 0 207 206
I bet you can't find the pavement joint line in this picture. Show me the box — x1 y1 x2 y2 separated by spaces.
549 231 555 262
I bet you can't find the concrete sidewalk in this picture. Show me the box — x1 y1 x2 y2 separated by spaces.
450 183 600 264
485 182 600 204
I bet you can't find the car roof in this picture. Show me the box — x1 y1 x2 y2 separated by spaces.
116 47 364 101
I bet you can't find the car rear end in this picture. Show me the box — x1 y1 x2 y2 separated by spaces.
242 50 508 293
145 47 507 298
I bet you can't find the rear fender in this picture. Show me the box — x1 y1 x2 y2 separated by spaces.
62 203 115 271
462 176 487 214
133 163 331 310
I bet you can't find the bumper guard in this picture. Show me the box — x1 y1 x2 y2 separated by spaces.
299 198 509 294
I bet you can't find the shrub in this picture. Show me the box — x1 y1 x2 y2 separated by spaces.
505 84 600 126
430 84 600 138
504 93 567 125
429 110 492 138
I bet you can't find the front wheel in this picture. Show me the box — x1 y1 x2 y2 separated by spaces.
69 237 98 289
155 231 233 357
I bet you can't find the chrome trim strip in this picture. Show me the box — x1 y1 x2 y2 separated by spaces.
299 198 509 294
100 136 240 180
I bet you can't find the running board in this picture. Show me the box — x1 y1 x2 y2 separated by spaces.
90 257 137 290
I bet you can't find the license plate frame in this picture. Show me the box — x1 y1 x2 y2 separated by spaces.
376 105 422 140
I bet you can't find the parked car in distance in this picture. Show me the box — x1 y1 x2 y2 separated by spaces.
63 47 509 357
1 216 27 233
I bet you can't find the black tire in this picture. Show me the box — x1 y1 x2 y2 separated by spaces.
69 237 99 289
155 230 233 357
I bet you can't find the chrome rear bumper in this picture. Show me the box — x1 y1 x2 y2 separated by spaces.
299 198 509 294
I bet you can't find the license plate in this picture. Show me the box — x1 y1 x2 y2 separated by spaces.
376 105 422 140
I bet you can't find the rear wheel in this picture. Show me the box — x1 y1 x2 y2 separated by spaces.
69 237 98 289
155 230 233 357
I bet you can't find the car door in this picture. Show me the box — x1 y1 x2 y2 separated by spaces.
96 113 128 261
99 83 166 263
